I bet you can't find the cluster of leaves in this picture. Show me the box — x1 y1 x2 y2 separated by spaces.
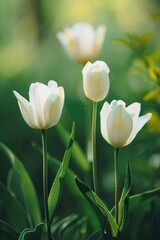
114 32 160 100
0 122 160 239
0 124 84 240
114 32 160 134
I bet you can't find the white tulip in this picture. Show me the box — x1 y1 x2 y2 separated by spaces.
13 80 64 130
100 100 152 148
57 22 106 64
82 60 110 102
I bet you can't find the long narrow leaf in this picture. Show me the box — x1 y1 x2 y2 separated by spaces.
129 187 160 214
32 145 99 230
56 123 90 173
0 220 19 240
118 161 131 229
120 188 160 238
0 181 29 232
48 122 75 224
0 142 41 227
87 229 102 240
18 223 44 240
51 214 78 236
76 177 119 238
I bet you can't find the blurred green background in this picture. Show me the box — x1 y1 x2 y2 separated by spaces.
0 0 160 231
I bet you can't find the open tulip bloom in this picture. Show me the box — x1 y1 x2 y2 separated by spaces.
13 80 65 240
100 100 152 148
100 100 152 224
13 80 64 130
57 22 106 64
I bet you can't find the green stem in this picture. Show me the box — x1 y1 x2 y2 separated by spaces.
42 130 52 240
86 98 92 163
92 101 98 195
114 148 119 224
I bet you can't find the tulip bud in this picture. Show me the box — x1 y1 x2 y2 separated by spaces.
100 100 152 148
13 80 65 130
82 60 110 102
57 22 106 64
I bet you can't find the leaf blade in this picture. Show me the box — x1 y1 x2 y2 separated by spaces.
0 142 41 227
18 223 44 240
75 177 119 238
56 123 90 173
48 122 75 223
0 181 29 232
0 220 19 240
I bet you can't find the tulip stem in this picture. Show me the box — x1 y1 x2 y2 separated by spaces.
92 101 98 195
114 148 119 224
42 130 52 240
86 98 92 163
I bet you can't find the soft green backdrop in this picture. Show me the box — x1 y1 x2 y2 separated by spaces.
0 0 160 227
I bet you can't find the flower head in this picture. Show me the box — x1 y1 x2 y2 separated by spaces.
57 22 106 64
100 100 152 148
82 60 110 102
13 80 64 130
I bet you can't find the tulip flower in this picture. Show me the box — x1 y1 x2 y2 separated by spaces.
57 22 106 64
100 100 152 148
82 60 110 194
13 80 65 130
100 100 152 224
82 60 110 102
14 80 64 240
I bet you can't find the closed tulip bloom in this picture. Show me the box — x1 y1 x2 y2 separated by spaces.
82 60 110 102
100 100 152 148
13 80 64 130
57 22 106 64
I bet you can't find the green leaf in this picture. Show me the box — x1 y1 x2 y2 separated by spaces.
129 187 160 215
32 145 99 230
54 215 86 240
56 123 90 173
7 169 26 212
52 214 78 236
118 161 131 229
18 223 44 240
87 229 102 240
79 217 87 240
0 220 19 240
75 177 119 238
0 142 41 227
0 181 29 232
144 89 160 103
48 122 75 224
120 188 160 239
139 32 152 47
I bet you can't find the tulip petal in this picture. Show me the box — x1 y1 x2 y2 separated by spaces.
110 100 126 109
85 70 109 102
82 62 92 75
107 104 133 147
95 25 106 56
100 102 111 144
29 83 51 128
43 87 65 129
13 91 37 129
48 80 58 91
57 32 70 54
125 113 152 145
127 102 140 125
72 23 95 60
82 61 110 102
92 60 110 74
